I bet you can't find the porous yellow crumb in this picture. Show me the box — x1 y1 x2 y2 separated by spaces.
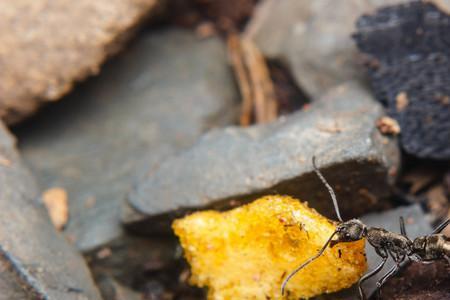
172 195 367 299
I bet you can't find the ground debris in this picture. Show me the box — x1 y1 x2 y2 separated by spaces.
376 116 401 136
42 187 69 230
166 0 257 33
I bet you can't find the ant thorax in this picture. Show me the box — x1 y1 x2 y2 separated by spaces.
366 227 413 257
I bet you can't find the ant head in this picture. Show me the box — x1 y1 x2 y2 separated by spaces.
330 219 366 247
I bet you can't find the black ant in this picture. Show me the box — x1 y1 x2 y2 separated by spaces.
281 157 450 299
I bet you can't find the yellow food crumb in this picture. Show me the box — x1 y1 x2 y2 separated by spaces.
172 195 367 299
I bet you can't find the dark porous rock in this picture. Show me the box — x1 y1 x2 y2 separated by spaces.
245 0 450 99
316 204 432 300
0 123 101 300
0 0 164 125
16 29 238 252
380 260 450 300
122 81 400 231
354 1 450 159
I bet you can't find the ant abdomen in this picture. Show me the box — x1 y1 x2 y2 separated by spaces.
413 234 450 261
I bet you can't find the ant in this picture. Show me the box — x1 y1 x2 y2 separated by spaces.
281 157 450 299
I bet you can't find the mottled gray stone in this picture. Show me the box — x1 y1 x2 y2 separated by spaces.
0 123 101 300
317 204 431 300
16 29 238 252
245 0 450 99
122 81 400 229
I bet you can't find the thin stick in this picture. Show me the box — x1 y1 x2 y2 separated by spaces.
312 156 343 222
227 34 253 126
281 231 337 295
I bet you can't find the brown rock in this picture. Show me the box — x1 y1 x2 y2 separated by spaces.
380 261 450 299
0 0 162 124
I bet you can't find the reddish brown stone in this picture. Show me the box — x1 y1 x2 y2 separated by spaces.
380 261 450 300
0 0 162 124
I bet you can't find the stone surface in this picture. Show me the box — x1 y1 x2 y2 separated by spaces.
16 29 238 251
0 122 101 300
0 0 163 124
245 0 450 99
354 1 450 159
122 81 400 229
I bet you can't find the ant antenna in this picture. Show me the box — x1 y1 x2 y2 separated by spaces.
281 231 337 295
312 156 343 222
433 218 450 234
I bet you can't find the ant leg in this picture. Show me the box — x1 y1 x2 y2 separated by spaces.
358 255 388 300
374 266 397 299
445 255 450 266
433 218 450 234
375 256 405 299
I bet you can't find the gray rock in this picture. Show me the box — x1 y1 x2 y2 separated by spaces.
245 0 450 99
16 29 238 252
317 205 432 300
122 81 400 229
0 122 102 300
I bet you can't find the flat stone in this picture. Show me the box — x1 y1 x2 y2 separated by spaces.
16 29 238 252
0 123 101 300
0 0 163 124
245 0 450 99
122 81 400 230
